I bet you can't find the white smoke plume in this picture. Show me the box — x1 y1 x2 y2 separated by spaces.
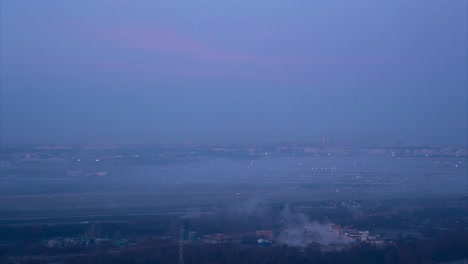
277 205 352 247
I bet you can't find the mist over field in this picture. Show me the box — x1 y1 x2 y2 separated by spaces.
1 151 466 218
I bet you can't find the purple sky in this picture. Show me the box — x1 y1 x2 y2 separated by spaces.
1 0 467 145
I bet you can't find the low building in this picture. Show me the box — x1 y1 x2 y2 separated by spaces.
256 230 274 240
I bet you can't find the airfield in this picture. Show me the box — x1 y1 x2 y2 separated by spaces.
1 155 466 223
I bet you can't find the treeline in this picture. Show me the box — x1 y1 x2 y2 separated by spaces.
2 228 466 264
1 205 467 263
0 216 180 241
53 233 468 264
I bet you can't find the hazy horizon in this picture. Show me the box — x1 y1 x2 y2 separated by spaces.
1 0 467 145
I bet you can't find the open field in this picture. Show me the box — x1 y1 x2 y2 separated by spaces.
1 156 466 222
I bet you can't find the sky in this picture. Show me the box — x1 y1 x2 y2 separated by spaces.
1 0 467 145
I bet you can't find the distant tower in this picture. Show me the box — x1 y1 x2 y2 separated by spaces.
179 227 185 264
179 237 183 264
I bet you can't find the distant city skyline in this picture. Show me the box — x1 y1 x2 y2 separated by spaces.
1 0 467 145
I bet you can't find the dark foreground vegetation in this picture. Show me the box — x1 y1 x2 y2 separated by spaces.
1 229 466 264
1 203 467 264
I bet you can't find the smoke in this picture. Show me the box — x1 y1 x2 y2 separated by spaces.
182 199 354 247
277 205 352 247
